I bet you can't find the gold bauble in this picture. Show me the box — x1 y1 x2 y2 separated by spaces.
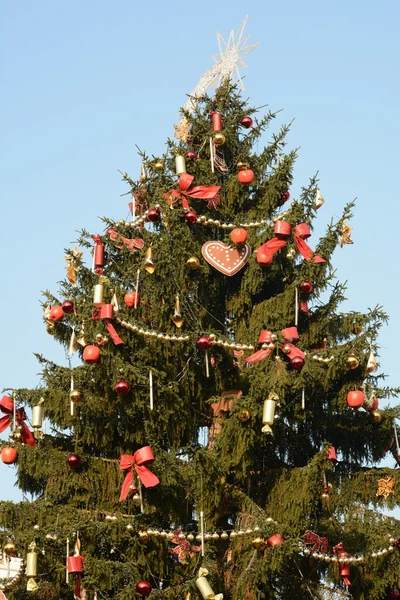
371 410 382 423
186 256 200 270
132 493 141 505
252 537 266 551
70 389 82 404
126 523 134 532
352 323 362 335
3 541 16 556
46 324 55 335
236 161 246 169
283 344 291 354
220 531 229 540
138 531 149 543
346 355 360 370
237 409 251 422
153 160 164 171
213 132 226 146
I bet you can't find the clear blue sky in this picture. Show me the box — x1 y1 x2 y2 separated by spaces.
1 0 400 501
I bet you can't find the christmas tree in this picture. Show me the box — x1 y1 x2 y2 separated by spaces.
1 19 400 600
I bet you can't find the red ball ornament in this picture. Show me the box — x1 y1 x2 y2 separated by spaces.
237 169 255 184
49 306 64 322
347 390 364 408
281 191 290 203
61 300 74 314
267 533 284 547
185 151 197 161
290 356 305 371
256 251 273 267
124 291 139 308
240 115 253 128
230 228 248 245
184 210 198 225
147 208 160 222
298 281 313 294
1 447 18 465
197 336 211 350
136 581 152 597
83 345 101 364
115 380 130 395
67 454 82 469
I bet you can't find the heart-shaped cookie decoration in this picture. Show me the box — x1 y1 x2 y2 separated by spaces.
202 241 251 276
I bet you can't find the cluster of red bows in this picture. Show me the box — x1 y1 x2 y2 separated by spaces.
244 327 305 366
0 396 36 446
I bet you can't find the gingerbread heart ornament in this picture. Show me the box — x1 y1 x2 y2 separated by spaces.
202 241 251 276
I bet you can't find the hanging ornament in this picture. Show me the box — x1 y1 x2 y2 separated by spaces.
70 389 82 404
213 131 226 146
49 306 64 322
175 155 186 175
237 408 251 422
172 295 184 328
147 208 160 223
111 292 119 312
346 354 360 370
139 162 148 182
211 112 223 131
67 536 84 599
347 390 364 408
124 291 140 308
202 241 251 276
230 228 248 245
25 541 37 591
281 191 290 204
197 336 212 350
333 544 351 587
237 168 255 184
196 568 223 600
67 454 82 469
298 281 313 294
365 349 378 374
186 256 200 270
262 393 278 434
2 543 16 558
83 345 101 364
371 409 382 423
314 188 324 209
376 476 395 499
0 448 18 465
115 380 130 395
240 115 253 128
326 446 337 464
153 160 164 171
32 399 44 439
185 150 197 161
251 537 266 550
64 247 83 285
174 117 191 142
61 300 74 314
290 356 305 371
340 220 354 247
93 235 105 269
184 210 198 225
136 581 152 597
267 534 284 547
144 247 155 274
93 282 104 306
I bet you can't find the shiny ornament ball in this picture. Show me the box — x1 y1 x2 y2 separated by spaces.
70 389 82 404
290 356 305 371
46 324 55 335
147 208 160 222
298 281 313 294
185 150 197 161
347 390 364 408
186 256 200 270
49 305 64 322
1 447 18 465
220 531 229 540
184 210 198 225
138 531 150 543
257 251 273 267
3 541 16 556
153 160 164 171
230 228 248 245
124 291 139 308
240 115 253 128
371 409 382 423
67 454 82 469
281 191 291 203
267 533 284 547
283 344 291 354
237 169 255 184
129 484 138 495
252 537 266 550
115 380 130 395
136 581 152 597
83 345 101 364
213 131 226 146
197 336 211 350
132 493 141 504
61 300 74 314
346 355 360 370
126 523 134 532
237 409 251 422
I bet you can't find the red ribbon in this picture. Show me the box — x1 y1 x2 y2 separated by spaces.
303 530 328 554
119 446 160 501
0 396 36 447
244 327 305 365
106 228 144 252
92 304 124 346
333 543 351 586
164 173 221 210
256 221 326 264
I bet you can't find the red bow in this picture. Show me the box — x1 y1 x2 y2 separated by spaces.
119 446 159 501
303 530 328 554
333 543 351 586
0 396 36 447
256 221 326 264
169 530 201 564
244 327 305 365
106 228 144 252
164 173 220 210
92 304 124 346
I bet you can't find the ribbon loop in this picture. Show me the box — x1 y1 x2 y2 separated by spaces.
106 228 144 252
256 220 326 263
119 446 160 501
0 396 36 447
164 173 221 210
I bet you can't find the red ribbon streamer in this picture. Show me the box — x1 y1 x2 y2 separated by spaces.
256 221 326 264
119 446 160 501
0 396 36 447
244 328 305 365
92 304 124 346
106 228 144 252
164 173 221 210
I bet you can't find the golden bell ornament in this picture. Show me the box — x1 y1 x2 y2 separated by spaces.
3 541 16 556
371 409 382 423
186 256 200 270
138 531 150 543
346 354 360 370
213 131 226 146
237 409 251 422
70 389 82 404
252 537 266 551
153 160 164 171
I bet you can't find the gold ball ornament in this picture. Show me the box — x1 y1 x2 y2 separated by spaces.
46 324 55 335
252 537 266 551
186 256 200 270
213 132 226 146
352 322 363 335
3 541 16 556
220 531 229 540
236 161 247 169
70 389 82 404
371 410 382 423
138 531 150 543
186 533 194 541
153 160 164 171
346 355 360 370
237 409 251 422
126 523 134 532
283 344 291 354
132 493 141 505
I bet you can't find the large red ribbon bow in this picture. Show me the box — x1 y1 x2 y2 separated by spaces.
106 228 144 252
164 173 221 210
333 543 351 586
0 396 36 447
92 304 124 346
119 446 160 501
244 327 305 365
256 221 326 263
303 530 328 554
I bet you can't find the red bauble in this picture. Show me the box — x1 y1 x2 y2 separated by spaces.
67 454 82 469
1 447 18 465
147 208 160 222
256 251 273 267
83 345 101 364
197 336 211 350
290 356 305 371
185 151 197 161
184 210 198 225
267 533 284 547
388 591 400 599
61 300 74 314
230 228 248 245
298 281 313 294
124 291 139 308
49 306 64 322
237 169 255 184
136 581 152 597
240 115 253 128
347 390 364 408
281 191 290 203
115 380 130 395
